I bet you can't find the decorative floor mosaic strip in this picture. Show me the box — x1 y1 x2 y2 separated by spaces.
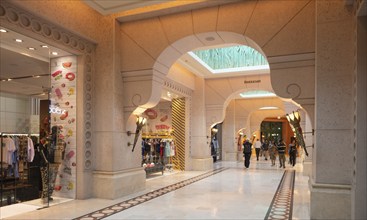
74 167 228 220
264 170 295 220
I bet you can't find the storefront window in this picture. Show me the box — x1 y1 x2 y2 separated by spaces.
0 27 76 211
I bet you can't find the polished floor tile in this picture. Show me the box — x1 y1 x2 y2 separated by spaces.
2 158 310 220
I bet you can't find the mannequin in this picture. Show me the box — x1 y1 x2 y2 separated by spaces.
39 126 65 203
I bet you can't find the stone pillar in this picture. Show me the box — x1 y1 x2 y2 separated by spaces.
190 77 213 170
311 1 354 219
93 21 146 199
222 100 237 161
353 14 367 220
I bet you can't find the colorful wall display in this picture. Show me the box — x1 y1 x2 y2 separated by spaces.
142 101 172 135
50 56 77 199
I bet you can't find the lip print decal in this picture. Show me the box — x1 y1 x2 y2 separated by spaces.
65 72 75 81
62 62 72 68
144 109 157 119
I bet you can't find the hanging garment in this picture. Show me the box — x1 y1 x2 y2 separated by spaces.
170 141 175 157
165 141 171 157
27 137 35 162
1 137 16 165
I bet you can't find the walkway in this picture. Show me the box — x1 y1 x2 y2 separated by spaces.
2 159 310 220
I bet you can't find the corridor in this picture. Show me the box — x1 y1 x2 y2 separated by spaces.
3 159 310 220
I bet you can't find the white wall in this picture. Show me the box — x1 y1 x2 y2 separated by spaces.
0 92 31 133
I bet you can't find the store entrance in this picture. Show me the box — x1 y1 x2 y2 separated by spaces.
141 93 186 177
0 27 77 212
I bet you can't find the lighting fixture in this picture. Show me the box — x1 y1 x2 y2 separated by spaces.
28 47 36 50
286 110 308 157
41 45 48 48
127 116 147 152
51 51 58 55
240 90 276 99
15 39 23 43
259 106 279 110
0 29 8 33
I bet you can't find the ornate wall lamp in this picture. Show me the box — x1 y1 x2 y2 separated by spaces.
127 116 147 152
286 110 309 157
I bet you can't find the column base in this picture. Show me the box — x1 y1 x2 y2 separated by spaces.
223 152 237 161
191 157 213 171
303 160 312 177
310 181 351 219
93 168 145 199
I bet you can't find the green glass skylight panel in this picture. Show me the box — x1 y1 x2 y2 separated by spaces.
189 45 269 73
240 90 276 99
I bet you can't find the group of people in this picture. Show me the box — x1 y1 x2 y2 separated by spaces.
242 137 298 169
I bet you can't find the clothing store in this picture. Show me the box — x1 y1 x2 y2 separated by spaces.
0 26 78 211
141 93 186 176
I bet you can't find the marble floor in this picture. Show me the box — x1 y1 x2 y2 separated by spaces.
1 158 310 220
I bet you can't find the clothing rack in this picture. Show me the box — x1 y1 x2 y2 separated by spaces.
0 132 37 207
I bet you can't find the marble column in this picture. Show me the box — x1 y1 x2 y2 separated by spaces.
92 21 145 199
190 77 213 170
311 1 354 219
222 100 237 161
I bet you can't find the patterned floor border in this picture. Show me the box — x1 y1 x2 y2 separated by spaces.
74 167 229 220
264 170 296 220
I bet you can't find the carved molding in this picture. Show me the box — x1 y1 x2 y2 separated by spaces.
0 1 96 171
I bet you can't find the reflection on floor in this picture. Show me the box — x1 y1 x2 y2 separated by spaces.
2 159 310 220
0 197 73 219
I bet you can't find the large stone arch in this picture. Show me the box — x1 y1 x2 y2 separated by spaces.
120 0 316 132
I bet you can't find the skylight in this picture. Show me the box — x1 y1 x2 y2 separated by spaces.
189 45 269 74
240 90 276 99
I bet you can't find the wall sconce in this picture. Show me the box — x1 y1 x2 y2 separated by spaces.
211 128 218 137
127 116 147 152
286 110 309 157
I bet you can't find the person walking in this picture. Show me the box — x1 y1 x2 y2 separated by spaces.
268 140 277 166
243 139 252 168
262 139 269 161
277 139 286 168
289 137 297 167
254 139 261 161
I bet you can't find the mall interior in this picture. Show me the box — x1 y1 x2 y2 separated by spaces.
0 0 366 219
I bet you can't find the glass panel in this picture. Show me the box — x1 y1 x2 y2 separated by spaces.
189 45 269 73
0 26 76 212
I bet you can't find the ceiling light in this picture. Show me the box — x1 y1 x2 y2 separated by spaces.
259 106 279 110
15 39 23 43
28 47 36 50
0 29 8 33
41 45 48 48
33 75 41 78
51 51 58 55
240 90 276 99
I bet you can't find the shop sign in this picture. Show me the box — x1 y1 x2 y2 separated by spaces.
244 80 261 84
49 105 66 115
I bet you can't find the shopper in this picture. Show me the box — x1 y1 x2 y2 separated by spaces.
277 139 286 168
268 140 277 166
289 137 297 167
262 139 269 160
243 139 252 168
254 139 261 161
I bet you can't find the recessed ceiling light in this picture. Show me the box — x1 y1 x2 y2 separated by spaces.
41 45 48 48
33 75 41 78
259 106 279 110
15 39 23 43
28 47 36 50
51 51 58 55
0 29 8 33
